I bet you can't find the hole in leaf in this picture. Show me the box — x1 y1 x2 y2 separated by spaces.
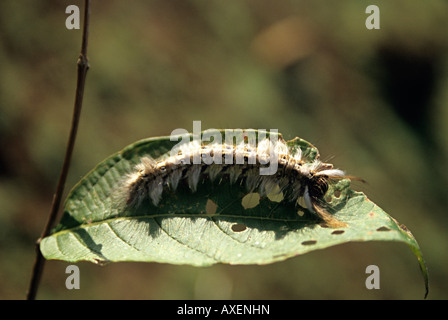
241 192 260 209
301 240 317 246
331 230 345 235
325 196 332 203
206 199 218 215
231 223 247 232
297 196 306 208
267 184 284 202
376 226 391 232
333 190 341 198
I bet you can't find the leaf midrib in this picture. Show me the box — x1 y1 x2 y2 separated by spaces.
53 212 319 236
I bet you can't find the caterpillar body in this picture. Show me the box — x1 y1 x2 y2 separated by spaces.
121 137 353 228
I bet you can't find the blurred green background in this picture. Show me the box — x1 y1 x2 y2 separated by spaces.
1 0 447 299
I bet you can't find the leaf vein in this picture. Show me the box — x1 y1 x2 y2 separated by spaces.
153 216 217 263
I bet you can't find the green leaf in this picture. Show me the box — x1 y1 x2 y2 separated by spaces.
40 131 428 297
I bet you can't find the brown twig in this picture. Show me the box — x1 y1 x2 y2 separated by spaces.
26 0 91 300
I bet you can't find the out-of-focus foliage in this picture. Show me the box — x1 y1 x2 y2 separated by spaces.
0 0 447 299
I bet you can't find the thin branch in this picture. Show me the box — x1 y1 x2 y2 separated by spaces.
26 0 91 300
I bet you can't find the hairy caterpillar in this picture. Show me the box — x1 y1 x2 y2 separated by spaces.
120 136 355 228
